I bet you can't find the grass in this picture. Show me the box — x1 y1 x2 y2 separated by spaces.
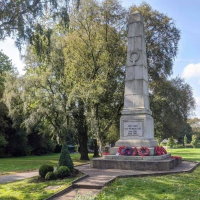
0 153 90 175
96 148 200 200
0 153 90 200
0 175 79 200
168 148 200 162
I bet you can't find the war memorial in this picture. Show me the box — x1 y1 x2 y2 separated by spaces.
91 12 181 171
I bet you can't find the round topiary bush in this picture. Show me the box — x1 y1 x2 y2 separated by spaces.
39 165 54 178
55 166 70 179
45 171 56 180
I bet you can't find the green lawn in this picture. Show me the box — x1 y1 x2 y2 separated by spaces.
96 148 200 200
168 148 200 162
0 153 89 200
0 153 90 175
0 175 79 200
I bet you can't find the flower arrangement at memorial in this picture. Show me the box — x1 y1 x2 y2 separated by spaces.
117 146 167 156
154 146 167 155
171 156 182 160
137 146 150 156
118 146 138 156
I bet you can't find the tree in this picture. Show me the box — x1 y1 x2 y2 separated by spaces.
4 62 75 158
131 3 180 80
0 51 15 156
184 135 188 147
72 100 89 160
0 0 77 46
188 118 200 136
151 78 195 140
191 135 199 148
63 0 126 153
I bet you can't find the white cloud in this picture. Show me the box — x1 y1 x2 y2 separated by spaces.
182 63 200 79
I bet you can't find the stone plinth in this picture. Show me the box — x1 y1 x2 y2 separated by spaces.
103 154 171 161
91 156 181 171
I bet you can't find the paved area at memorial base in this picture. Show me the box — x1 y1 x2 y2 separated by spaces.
50 161 199 200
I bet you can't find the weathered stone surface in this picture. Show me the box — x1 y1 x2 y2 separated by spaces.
103 154 171 161
109 11 158 155
91 157 181 171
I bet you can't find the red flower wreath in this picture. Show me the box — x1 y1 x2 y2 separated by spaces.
132 147 138 156
118 146 138 156
154 146 167 155
138 146 150 156
118 146 126 155
171 156 182 160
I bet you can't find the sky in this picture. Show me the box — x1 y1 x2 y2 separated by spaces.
0 0 200 118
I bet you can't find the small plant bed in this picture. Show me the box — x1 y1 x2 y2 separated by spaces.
0 173 82 200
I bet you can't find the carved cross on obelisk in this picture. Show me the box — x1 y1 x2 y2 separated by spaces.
110 12 157 154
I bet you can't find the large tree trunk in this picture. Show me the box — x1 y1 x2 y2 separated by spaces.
73 100 89 160
78 127 89 160
93 139 100 157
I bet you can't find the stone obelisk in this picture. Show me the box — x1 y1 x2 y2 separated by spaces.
111 12 157 154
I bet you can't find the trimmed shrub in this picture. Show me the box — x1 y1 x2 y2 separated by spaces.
39 165 54 178
167 137 176 148
59 144 74 171
191 135 199 148
55 166 70 179
184 135 188 147
45 171 56 180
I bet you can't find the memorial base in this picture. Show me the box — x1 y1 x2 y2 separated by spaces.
91 155 182 171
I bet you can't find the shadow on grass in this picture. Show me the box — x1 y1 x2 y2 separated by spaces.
98 166 200 200
0 197 19 200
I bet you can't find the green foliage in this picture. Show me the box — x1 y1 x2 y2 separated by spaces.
0 0 76 49
191 135 199 148
0 50 13 86
45 171 56 180
184 135 188 147
151 78 194 140
58 144 74 171
64 0 126 151
106 124 120 145
131 3 180 80
188 118 200 137
167 137 176 148
55 166 70 179
0 135 7 156
39 164 54 178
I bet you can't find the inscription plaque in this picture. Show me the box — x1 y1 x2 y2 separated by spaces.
124 121 143 137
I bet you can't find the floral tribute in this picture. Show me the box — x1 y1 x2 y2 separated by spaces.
171 156 182 160
118 146 138 156
137 146 150 156
154 146 167 155
117 146 167 157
